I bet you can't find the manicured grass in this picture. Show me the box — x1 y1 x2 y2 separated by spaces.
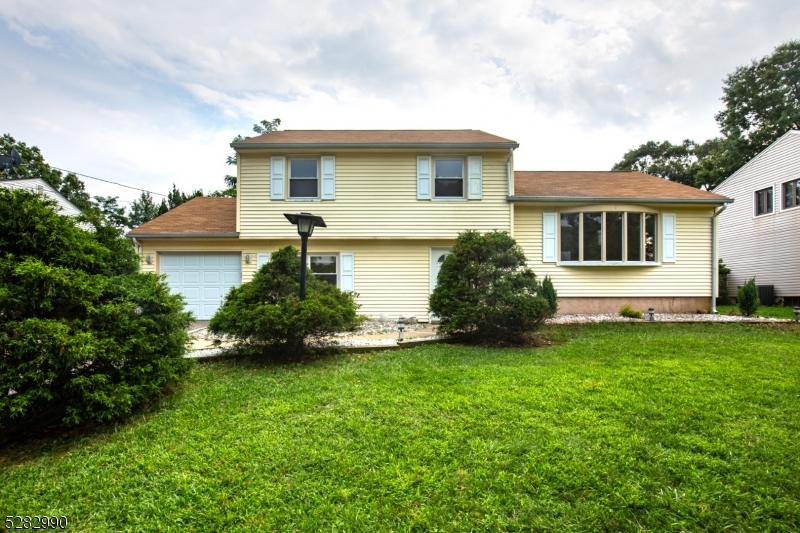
2 323 800 532
717 304 796 319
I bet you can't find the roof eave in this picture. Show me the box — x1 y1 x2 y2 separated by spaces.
232 142 520 150
126 232 240 239
507 196 733 205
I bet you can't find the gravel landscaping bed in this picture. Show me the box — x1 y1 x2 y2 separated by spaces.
546 313 790 324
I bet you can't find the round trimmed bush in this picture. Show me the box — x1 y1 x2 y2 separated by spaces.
208 245 360 357
428 230 551 343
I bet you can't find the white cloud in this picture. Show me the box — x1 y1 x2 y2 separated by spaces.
0 0 798 203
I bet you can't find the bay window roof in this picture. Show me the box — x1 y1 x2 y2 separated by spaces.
512 171 732 204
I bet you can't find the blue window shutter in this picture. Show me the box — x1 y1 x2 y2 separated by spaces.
467 156 482 199
321 156 335 200
543 212 557 262
340 253 354 292
257 253 270 269
662 213 676 263
417 156 431 200
270 157 285 200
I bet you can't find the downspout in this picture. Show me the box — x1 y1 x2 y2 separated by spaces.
711 203 729 314
507 147 515 235
130 236 141 256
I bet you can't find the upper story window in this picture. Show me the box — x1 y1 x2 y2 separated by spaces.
782 179 800 209
560 211 657 263
289 159 319 199
755 186 773 215
434 159 464 198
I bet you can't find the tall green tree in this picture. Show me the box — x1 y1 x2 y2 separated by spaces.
216 118 281 197
128 191 160 228
93 196 129 229
614 41 800 190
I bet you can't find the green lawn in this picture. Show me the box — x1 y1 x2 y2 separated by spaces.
2 323 800 532
717 304 797 319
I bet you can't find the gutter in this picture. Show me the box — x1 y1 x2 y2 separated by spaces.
232 142 520 150
125 232 240 239
711 202 731 314
507 196 732 205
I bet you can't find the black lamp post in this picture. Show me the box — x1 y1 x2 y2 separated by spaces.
284 212 326 300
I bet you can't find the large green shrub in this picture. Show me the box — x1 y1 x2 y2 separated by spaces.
737 277 760 317
208 245 360 356
0 189 192 434
428 230 551 343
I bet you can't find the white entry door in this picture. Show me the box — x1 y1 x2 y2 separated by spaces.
160 253 241 320
430 248 451 292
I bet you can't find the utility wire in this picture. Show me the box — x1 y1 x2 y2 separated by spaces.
46 165 167 197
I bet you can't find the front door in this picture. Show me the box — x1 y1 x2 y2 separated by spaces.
430 248 451 292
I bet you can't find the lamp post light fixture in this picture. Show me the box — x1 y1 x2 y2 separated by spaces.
284 212 327 300
648 307 655 322
397 317 405 342
794 306 800 323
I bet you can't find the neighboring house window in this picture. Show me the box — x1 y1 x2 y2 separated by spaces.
755 187 773 215
560 211 658 263
782 179 800 209
310 254 337 286
434 159 464 198
289 159 319 199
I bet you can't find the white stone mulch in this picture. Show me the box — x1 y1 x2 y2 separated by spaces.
545 313 789 324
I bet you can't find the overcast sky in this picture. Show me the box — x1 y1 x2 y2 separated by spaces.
1 0 798 204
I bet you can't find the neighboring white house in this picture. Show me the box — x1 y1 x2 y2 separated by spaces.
714 130 800 305
0 177 82 216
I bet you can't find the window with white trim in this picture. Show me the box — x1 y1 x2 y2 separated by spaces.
559 211 658 264
309 254 337 286
782 179 800 209
755 186 773 215
289 159 319 199
434 158 464 198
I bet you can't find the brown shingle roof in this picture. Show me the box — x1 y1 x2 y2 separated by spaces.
128 197 236 236
234 129 518 148
513 171 731 203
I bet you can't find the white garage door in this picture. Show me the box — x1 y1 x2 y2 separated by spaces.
160 253 241 320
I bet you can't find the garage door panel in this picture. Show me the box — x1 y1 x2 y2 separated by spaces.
162 255 180 267
160 253 241 320
183 287 201 299
223 271 240 284
203 287 221 300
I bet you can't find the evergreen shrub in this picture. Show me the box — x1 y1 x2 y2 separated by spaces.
428 230 551 343
541 275 558 317
0 189 192 434
208 245 360 357
737 277 760 317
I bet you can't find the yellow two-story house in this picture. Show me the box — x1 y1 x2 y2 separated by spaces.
129 130 731 320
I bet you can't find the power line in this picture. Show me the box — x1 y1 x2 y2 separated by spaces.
47 165 167 197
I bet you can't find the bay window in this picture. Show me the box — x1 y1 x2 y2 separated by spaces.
559 211 659 264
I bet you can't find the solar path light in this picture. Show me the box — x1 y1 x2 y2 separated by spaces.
283 212 326 300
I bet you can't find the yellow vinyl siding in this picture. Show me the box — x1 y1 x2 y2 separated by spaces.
137 237 451 320
238 150 511 239
514 205 714 297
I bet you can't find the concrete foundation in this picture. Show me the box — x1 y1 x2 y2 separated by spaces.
557 297 713 315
